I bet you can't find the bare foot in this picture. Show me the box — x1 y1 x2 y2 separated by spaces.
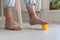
5 21 22 31
30 17 51 25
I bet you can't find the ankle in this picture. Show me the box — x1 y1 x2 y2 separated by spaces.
6 19 14 23
6 17 14 21
30 16 38 20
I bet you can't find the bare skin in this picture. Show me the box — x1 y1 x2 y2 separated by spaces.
4 5 51 30
4 8 22 30
27 5 51 25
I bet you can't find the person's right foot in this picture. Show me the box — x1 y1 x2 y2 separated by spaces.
30 17 51 25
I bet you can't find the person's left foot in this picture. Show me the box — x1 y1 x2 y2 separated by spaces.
5 20 22 31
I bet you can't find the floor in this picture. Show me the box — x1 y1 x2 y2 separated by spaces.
0 23 60 40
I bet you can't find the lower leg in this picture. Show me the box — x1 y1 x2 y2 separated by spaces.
27 5 51 25
4 8 21 30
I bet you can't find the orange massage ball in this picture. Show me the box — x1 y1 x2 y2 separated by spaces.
42 24 48 30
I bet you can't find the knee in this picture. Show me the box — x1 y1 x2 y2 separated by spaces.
4 0 15 8
25 0 36 7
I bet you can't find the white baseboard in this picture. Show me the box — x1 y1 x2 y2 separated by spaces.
0 10 60 23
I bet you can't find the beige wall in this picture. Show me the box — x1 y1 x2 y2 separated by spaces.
41 0 60 23
0 1 1 15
